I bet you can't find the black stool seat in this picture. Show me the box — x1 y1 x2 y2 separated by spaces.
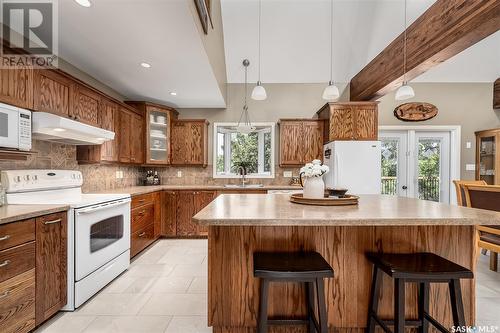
253 251 334 333
366 252 473 279
366 252 474 333
254 252 334 279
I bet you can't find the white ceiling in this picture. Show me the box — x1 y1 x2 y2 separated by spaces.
222 0 500 84
58 0 226 108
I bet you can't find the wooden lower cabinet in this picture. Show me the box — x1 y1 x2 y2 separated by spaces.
162 191 177 237
35 212 67 325
130 192 161 258
0 211 67 333
0 269 36 333
176 191 216 237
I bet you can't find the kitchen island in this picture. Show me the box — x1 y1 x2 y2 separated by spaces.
193 194 500 333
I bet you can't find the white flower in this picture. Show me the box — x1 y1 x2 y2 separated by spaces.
300 160 329 178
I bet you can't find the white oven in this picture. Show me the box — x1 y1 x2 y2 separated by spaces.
74 198 131 281
0 102 31 150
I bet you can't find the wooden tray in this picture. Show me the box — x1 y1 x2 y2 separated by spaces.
289 193 359 206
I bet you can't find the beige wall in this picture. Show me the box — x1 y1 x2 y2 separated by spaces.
189 0 228 103
378 83 500 180
179 82 500 180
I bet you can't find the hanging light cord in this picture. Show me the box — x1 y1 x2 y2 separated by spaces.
258 0 262 83
403 0 408 85
329 0 333 84
238 64 252 126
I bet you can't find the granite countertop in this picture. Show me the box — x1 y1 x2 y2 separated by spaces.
193 194 500 226
91 185 302 196
0 204 69 225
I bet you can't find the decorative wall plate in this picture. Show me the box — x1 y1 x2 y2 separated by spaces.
394 102 438 122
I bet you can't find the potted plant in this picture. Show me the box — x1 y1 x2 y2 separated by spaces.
300 159 329 199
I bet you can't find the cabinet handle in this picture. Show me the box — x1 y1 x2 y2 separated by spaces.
138 232 146 237
0 290 10 299
44 218 62 225
0 235 10 241
138 199 146 203
138 210 146 216
0 260 10 268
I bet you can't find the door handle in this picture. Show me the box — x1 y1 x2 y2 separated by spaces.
44 218 61 225
402 185 408 190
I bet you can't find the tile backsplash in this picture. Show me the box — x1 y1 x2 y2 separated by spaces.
0 141 299 192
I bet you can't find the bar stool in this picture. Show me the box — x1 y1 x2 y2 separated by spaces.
366 252 473 333
253 251 334 333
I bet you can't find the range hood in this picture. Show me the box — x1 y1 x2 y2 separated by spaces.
32 112 115 145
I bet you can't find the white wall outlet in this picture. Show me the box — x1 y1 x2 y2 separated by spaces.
283 171 293 178
115 171 120 179
466 142 472 149
120 171 124 178
177 171 182 178
465 164 476 171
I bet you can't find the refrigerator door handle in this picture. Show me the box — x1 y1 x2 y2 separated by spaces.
334 152 339 187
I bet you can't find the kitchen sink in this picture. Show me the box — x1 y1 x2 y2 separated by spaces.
223 184 264 189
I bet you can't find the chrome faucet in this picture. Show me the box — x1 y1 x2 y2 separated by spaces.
237 166 248 187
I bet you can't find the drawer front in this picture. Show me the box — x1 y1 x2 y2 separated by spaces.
131 203 155 234
130 224 155 258
0 269 36 333
131 192 155 209
0 219 35 251
0 242 36 284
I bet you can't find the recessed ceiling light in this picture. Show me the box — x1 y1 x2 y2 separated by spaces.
53 128 66 132
74 0 91 7
170 92 177 96
140 62 151 68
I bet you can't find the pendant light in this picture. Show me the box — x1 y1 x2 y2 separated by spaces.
322 0 339 101
237 59 256 134
395 0 415 101
251 0 267 101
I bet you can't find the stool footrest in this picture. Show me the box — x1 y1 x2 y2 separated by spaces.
267 319 310 326
424 312 450 333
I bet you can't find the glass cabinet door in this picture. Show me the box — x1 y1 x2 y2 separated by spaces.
478 135 496 184
147 109 170 164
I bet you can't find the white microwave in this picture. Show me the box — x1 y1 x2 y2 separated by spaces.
0 102 32 151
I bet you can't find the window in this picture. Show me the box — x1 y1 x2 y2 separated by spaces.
213 123 275 178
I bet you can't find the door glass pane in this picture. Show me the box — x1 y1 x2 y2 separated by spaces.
417 139 441 202
149 111 168 162
90 215 124 253
381 139 398 195
479 136 496 185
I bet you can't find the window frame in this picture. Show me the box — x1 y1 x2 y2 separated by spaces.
212 122 276 179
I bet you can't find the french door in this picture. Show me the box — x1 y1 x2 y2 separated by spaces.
379 129 454 203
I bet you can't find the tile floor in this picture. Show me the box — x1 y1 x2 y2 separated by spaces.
36 239 500 333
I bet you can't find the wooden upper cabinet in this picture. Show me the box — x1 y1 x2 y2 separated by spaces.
279 119 324 166
171 119 209 167
72 84 101 127
125 101 178 165
279 121 304 166
317 102 378 142
99 99 120 162
33 69 73 117
118 108 132 163
35 212 67 325
303 120 325 162
130 113 144 164
0 65 33 109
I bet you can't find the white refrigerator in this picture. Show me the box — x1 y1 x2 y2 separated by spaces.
323 141 381 194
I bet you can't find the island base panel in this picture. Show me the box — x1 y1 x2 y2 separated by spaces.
208 226 476 331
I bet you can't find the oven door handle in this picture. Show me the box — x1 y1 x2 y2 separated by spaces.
76 199 131 215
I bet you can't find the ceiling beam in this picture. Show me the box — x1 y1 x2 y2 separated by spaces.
349 0 500 101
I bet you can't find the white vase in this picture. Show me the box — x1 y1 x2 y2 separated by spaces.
303 176 325 199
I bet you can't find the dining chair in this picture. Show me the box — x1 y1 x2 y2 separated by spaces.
463 184 500 271
452 180 487 206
